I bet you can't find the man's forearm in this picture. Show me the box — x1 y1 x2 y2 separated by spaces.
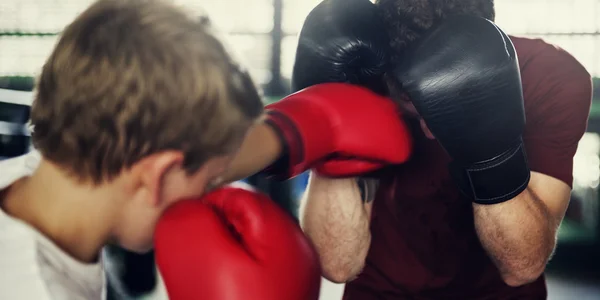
473 185 557 286
300 173 374 283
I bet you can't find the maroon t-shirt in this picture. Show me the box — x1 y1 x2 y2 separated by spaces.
343 36 592 299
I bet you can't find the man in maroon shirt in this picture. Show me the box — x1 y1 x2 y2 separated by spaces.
215 0 591 298
296 1 592 299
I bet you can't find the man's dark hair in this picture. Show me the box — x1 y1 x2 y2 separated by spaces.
376 0 495 60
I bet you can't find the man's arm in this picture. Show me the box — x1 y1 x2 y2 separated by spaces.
473 42 592 287
473 171 570 286
299 172 376 283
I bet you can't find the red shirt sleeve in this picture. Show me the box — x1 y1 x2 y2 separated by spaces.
519 40 592 187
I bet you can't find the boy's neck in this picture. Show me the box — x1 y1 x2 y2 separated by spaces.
2 159 121 263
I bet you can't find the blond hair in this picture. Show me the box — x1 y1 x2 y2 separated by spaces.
31 0 262 183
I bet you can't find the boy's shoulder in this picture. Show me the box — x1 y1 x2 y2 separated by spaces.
0 195 52 299
0 194 106 300
0 151 49 299
0 151 40 190
0 151 106 300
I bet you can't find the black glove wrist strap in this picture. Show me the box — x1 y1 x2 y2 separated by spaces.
449 140 531 204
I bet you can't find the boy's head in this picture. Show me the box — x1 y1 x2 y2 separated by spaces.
30 0 263 252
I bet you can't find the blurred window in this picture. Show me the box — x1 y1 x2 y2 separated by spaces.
496 0 600 77
279 0 600 78
0 0 273 84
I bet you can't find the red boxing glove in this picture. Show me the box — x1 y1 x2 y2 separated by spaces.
265 83 412 178
313 158 384 177
154 184 321 300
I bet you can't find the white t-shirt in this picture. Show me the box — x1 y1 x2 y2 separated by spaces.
0 152 106 300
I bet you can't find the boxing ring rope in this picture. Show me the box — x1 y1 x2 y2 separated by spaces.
0 88 33 106
0 88 32 159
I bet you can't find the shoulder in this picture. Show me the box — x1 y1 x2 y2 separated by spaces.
0 212 52 299
510 36 592 120
0 210 106 300
0 151 40 190
511 35 591 90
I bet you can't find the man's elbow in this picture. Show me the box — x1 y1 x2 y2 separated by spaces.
501 265 545 287
499 241 555 287
322 263 365 283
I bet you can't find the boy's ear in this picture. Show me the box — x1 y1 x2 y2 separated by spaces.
130 151 185 206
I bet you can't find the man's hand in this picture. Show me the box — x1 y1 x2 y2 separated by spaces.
393 16 529 204
473 172 570 286
292 0 390 93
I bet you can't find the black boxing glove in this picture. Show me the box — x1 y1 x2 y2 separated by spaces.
292 0 390 94
392 16 529 204
262 0 399 179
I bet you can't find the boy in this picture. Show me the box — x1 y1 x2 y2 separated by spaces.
0 0 262 298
